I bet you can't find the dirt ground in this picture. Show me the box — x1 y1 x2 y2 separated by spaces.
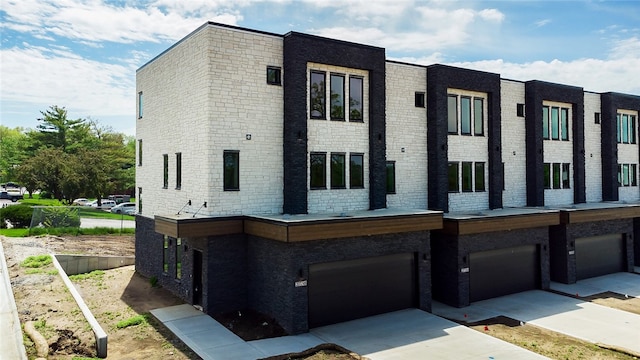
3 234 640 360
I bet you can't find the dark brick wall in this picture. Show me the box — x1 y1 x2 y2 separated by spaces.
634 218 640 265
247 231 431 334
205 234 248 315
550 218 634 284
524 81 585 206
431 227 549 307
283 32 387 214
426 64 502 212
600 92 640 201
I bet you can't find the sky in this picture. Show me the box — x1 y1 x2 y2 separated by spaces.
1 0 639 136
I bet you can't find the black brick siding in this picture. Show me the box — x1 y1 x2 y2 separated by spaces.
431 227 549 307
283 33 387 214
550 218 634 284
247 231 431 334
635 218 640 265
524 81 585 206
426 64 502 212
600 92 640 201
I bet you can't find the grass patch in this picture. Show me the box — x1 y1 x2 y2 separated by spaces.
18 195 63 207
68 270 105 282
116 314 149 329
76 207 135 220
0 227 135 237
21 255 52 268
24 268 57 275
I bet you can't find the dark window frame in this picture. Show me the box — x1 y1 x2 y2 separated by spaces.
543 163 551 189
175 152 182 190
542 106 550 140
267 66 282 85
138 91 143 119
223 150 240 191
517 103 525 117
560 108 569 141
310 152 327 189
330 73 345 121
461 162 473 192
447 95 458 134
473 97 484 136
594 112 601 124
349 76 364 122
386 161 396 194
137 187 142 213
163 154 168 189
163 235 169 273
349 153 364 189
330 152 346 189
415 92 425 108
175 237 183 280
475 162 486 192
562 163 570 189
460 96 472 135
448 162 459 192
138 139 142 166
310 71 326 119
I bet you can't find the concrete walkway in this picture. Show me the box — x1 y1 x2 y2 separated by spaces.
550 272 640 298
433 289 640 354
0 242 27 359
152 305 547 359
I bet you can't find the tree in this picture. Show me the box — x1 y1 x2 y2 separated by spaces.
16 148 71 201
0 126 28 183
29 105 89 153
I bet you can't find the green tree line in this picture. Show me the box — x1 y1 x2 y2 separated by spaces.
0 105 135 203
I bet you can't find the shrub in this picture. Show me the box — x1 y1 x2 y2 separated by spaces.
40 207 81 228
21 255 52 268
0 205 33 228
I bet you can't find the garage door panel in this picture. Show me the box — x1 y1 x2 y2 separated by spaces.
308 253 416 328
470 245 539 302
576 234 624 280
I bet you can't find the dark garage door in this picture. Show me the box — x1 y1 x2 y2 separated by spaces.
470 245 539 302
576 234 624 280
308 253 416 328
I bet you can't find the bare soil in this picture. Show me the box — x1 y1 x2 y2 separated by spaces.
3 234 639 360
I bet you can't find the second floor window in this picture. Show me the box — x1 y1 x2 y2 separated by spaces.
223 151 240 191
349 76 363 121
543 105 570 141
175 152 182 189
448 94 484 136
310 71 326 119
330 74 345 120
617 112 637 144
163 154 168 188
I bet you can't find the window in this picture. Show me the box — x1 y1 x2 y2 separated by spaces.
349 153 364 188
617 112 637 144
619 163 638 187
267 66 281 85
138 187 142 213
543 105 570 141
310 71 326 119
310 152 326 189
163 235 169 273
415 92 425 108
330 74 345 120
175 152 182 189
448 94 484 136
138 92 143 119
176 238 183 279
594 112 601 124
386 161 396 194
138 139 142 166
349 76 363 121
163 154 168 189
544 162 570 189
517 103 525 117
223 151 239 191
448 162 459 192
447 95 458 134
462 162 473 191
475 162 485 191
330 153 346 189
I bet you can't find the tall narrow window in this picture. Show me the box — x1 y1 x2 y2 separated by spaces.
517 103 525 117
562 163 570 189
474 98 484 135
415 92 425 108
448 162 459 192
386 161 396 194
448 95 458 134
622 114 629 143
330 153 346 189
310 152 326 189
138 139 142 166
460 97 471 135
349 153 364 188
223 151 239 191
176 238 183 279
163 154 168 189
461 162 473 191
561 108 569 140
163 235 169 273
543 163 551 189
542 106 550 140
330 74 345 120
618 164 622 186
138 187 142 213
623 164 630 186
551 107 560 140
630 115 637 144
310 71 326 119
475 162 485 191
138 92 143 119
175 152 182 189
552 163 561 189
349 76 363 121
631 164 638 186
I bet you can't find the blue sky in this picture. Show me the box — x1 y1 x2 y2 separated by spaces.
1 0 639 136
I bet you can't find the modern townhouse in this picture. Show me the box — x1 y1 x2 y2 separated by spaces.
135 22 639 334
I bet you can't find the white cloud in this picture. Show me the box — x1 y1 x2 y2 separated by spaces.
535 19 551 27
478 9 505 23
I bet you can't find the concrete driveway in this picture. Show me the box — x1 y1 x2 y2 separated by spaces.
433 286 640 354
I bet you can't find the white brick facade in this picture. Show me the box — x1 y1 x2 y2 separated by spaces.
617 109 640 202
584 92 603 202
136 25 284 219
385 62 428 210
542 100 574 206
501 80 527 207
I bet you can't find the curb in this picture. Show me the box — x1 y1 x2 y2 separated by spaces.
0 241 28 360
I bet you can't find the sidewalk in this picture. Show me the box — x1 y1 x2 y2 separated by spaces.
0 241 27 359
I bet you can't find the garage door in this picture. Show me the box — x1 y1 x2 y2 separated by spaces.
308 253 416 328
576 234 625 280
470 245 539 302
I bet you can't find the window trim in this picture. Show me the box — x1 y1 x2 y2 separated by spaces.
163 154 168 189
138 139 142 166
349 153 364 189
447 95 458 134
349 76 364 122
386 161 396 194
415 92 425 108
310 152 327 190
475 162 486 192
223 150 240 191
175 238 183 280
461 162 473 192
162 235 169 273
330 73 345 121
448 162 459 192
517 103 525 117
330 152 346 189
310 71 326 119
473 97 484 136
175 152 182 190
266 66 281 85
138 91 143 119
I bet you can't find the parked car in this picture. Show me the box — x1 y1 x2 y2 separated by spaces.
89 199 117 210
108 194 131 204
110 202 136 214
0 191 23 202
72 198 90 206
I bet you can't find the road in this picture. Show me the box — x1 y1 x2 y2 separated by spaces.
80 217 135 229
